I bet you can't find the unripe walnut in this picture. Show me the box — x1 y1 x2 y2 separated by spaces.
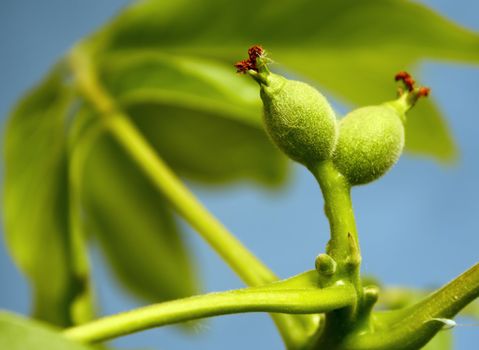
260 74 338 166
333 72 430 185
333 105 405 185
235 46 338 166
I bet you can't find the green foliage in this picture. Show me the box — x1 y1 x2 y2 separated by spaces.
98 52 286 185
80 116 198 302
2 64 84 326
0 311 94 350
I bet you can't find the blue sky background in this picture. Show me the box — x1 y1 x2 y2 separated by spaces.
1 1 478 349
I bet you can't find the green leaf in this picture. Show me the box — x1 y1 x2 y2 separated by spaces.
2 65 91 326
88 0 479 161
96 52 287 185
76 109 199 302
0 311 94 350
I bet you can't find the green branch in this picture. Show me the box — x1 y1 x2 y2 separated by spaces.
309 161 360 272
63 273 356 344
307 160 365 347
343 262 479 350
308 161 362 301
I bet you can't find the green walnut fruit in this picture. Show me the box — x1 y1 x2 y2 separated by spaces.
236 46 338 166
259 73 338 166
333 104 405 185
332 79 429 186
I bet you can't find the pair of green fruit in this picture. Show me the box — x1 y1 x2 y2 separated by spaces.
238 47 428 185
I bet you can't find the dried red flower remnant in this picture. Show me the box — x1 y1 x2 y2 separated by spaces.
234 45 265 74
395 71 430 97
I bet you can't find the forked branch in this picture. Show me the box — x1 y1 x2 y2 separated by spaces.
63 271 356 344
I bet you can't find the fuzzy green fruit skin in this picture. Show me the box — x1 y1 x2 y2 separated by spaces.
333 105 405 185
260 74 337 166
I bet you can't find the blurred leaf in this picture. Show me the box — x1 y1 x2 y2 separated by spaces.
2 65 91 326
97 52 286 185
88 0 479 161
422 330 453 350
78 109 199 302
374 284 458 349
378 286 479 320
0 311 95 350
462 298 479 319
377 286 424 310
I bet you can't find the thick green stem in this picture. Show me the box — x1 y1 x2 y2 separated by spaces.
63 281 355 344
308 161 361 295
68 44 317 349
308 160 364 348
343 262 479 350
